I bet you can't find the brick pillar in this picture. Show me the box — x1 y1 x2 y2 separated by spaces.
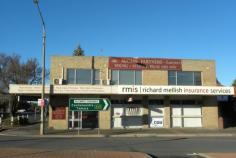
99 108 111 129
202 96 219 129
142 96 149 128
164 96 171 128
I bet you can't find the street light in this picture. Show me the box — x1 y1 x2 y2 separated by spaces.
33 0 46 135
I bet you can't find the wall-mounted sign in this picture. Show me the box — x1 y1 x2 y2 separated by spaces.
109 57 182 70
69 98 111 111
52 107 66 120
54 85 112 94
150 117 164 128
9 84 112 94
9 85 50 94
9 84 235 96
118 86 235 96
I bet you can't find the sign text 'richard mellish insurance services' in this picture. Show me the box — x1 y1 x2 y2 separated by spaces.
119 86 234 95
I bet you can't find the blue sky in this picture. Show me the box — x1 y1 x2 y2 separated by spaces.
0 0 235 85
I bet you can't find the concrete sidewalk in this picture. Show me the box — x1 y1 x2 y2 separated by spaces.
1 123 236 138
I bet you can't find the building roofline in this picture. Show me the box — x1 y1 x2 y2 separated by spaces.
50 55 215 62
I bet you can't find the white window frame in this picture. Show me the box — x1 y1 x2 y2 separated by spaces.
66 68 100 85
171 101 203 128
168 71 202 86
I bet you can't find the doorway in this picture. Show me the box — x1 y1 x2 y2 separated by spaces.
68 111 98 129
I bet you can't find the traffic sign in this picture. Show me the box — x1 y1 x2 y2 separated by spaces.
69 98 111 111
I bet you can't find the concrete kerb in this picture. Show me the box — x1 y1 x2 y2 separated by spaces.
0 133 235 138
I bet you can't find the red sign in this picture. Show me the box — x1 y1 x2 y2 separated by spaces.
52 107 66 120
109 57 182 70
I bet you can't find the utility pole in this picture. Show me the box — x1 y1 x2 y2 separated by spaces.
33 0 46 135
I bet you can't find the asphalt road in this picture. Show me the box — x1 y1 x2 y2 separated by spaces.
0 136 236 158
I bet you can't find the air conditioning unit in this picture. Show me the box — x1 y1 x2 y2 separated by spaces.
54 78 63 85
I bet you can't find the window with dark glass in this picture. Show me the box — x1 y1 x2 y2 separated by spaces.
67 69 75 84
168 71 202 86
177 72 193 85
93 69 100 85
76 69 91 84
193 72 201 85
111 70 142 85
111 70 119 85
119 70 134 85
168 71 176 85
66 68 100 85
135 70 142 85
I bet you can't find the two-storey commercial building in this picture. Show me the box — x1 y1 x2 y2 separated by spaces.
10 56 235 130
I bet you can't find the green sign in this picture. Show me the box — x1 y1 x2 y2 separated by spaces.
69 98 111 111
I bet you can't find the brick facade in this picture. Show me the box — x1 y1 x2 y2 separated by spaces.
47 56 221 130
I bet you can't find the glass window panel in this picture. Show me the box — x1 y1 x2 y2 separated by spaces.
183 107 201 116
168 71 176 77
150 105 164 116
111 70 119 85
135 70 142 85
177 72 194 85
168 76 176 85
194 72 202 85
172 118 182 127
149 100 164 105
69 111 73 119
93 69 100 85
76 69 91 84
183 118 202 127
182 100 196 105
119 70 134 85
67 69 75 84
172 106 182 116
74 121 79 128
74 112 79 119
94 69 100 80
168 71 176 85
170 100 181 105
69 121 73 128
94 80 100 85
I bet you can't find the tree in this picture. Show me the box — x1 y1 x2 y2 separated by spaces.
0 53 49 93
73 44 84 56
232 79 236 87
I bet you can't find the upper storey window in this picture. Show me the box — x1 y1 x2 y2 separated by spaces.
67 69 100 85
111 70 142 85
168 71 202 86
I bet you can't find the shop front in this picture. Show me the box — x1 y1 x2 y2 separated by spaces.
9 84 235 130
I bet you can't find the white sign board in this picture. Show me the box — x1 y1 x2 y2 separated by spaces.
118 86 235 96
9 84 235 96
150 117 164 128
